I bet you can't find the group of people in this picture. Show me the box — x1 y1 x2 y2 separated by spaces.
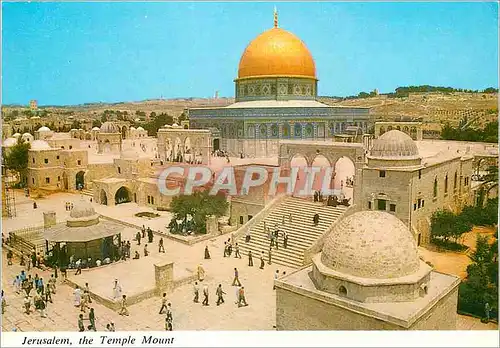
263 216 290 251
158 293 173 330
64 201 74 211
73 283 97 330
326 194 351 207
222 238 241 259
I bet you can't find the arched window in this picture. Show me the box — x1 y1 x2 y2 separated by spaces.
433 178 438 198
305 123 313 138
294 124 302 137
379 126 385 136
282 124 290 138
259 125 267 138
388 126 393 131
270 124 278 137
444 175 448 194
339 286 347 296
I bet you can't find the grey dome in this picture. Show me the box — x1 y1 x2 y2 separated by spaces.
370 130 419 159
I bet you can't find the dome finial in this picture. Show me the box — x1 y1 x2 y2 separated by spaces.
273 6 278 28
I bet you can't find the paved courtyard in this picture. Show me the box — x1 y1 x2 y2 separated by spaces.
1 189 497 332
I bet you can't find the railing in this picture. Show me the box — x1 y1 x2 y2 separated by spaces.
303 204 359 265
233 194 288 241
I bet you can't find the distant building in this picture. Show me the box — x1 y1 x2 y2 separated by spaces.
29 99 38 111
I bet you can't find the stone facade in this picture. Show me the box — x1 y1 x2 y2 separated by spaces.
157 127 211 164
235 76 317 102
375 121 423 140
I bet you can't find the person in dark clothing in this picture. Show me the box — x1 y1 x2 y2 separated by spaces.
147 228 153 243
78 314 85 332
204 246 211 259
136 231 141 245
216 284 226 306
248 251 253 267
88 308 96 331
158 238 165 253
313 213 320 226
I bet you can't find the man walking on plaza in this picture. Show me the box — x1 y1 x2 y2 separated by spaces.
234 243 241 259
119 295 129 316
283 231 288 249
136 231 141 245
158 237 165 253
202 284 209 306
238 286 248 307
159 293 168 314
84 282 92 303
144 243 149 257
78 314 85 332
232 267 242 286
260 252 265 269
113 280 122 300
248 250 253 267
193 282 199 303
216 284 226 306
165 303 173 331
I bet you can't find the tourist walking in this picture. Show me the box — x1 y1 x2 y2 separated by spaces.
84 282 92 303
74 287 82 307
248 251 253 267
158 238 165 253
237 286 248 307
39 297 47 318
88 308 96 331
119 295 129 316
147 228 154 243
165 303 173 331
75 260 82 275
260 252 265 269
202 285 209 306
113 280 122 300
45 282 53 303
23 295 31 314
223 242 228 257
268 247 272 265
20 252 25 266
136 231 141 245
197 264 205 282
204 245 211 259
313 213 320 226
78 314 85 332
144 244 149 257
216 284 226 305
159 293 168 314
13 276 21 294
49 275 57 294
283 231 288 249
193 282 199 303
232 268 242 286
234 243 241 258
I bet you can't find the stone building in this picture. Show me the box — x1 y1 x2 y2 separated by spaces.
97 122 123 153
157 126 211 165
275 211 460 330
361 130 474 245
189 11 372 157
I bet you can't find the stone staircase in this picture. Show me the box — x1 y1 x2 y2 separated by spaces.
81 188 93 197
238 197 348 268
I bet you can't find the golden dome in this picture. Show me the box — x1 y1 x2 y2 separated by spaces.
237 27 316 79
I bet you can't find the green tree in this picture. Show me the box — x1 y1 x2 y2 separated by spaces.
92 119 102 128
431 209 472 244
168 190 228 235
3 138 31 185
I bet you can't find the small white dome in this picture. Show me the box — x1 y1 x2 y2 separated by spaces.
172 123 180 128
21 133 34 142
370 130 419 159
38 126 51 132
30 140 52 150
321 211 420 279
136 126 144 131
12 133 21 138
100 122 119 133
3 138 17 147
129 126 136 131
22 132 32 137
70 199 97 219
31 116 41 119
92 127 100 131
70 128 78 131
164 125 172 128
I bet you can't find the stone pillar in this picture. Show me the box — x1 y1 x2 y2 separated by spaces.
43 211 57 228
206 215 218 235
154 261 174 295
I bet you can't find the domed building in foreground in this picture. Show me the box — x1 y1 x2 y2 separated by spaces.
275 211 460 330
188 10 371 158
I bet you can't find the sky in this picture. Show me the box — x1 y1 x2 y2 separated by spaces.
2 1 498 106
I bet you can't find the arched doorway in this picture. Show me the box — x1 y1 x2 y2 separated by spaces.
334 156 356 202
213 138 220 151
290 154 308 196
75 171 85 190
115 186 131 205
311 154 333 198
100 190 108 205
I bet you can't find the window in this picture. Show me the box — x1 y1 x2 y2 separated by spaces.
377 199 386 211
454 172 457 191
151 196 155 205
418 170 422 179
444 175 448 194
368 201 372 209
421 200 425 207
418 198 422 208
433 178 438 198
248 215 253 220
77 160 81 165
379 170 386 178
465 177 469 186
58 176 61 181
118 167 121 174
339 286 347 296
413 203 417 211
390 204 396 212
147 196 151 204
56 156 60 160
69 146 73 149
45 177 50 184
32 158 35 164
239 216 244 225
32 178 35 184
44 159 48 164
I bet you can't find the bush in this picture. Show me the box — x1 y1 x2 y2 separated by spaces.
431 238 468 252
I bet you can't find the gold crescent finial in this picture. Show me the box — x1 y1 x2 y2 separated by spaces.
274 6 278 28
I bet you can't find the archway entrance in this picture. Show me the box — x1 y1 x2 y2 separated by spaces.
121 126 127 140
290 154 308 197
115 186 131 205
213 138 220 151
100 190 108 205
75 171 85 190
333 156 356 202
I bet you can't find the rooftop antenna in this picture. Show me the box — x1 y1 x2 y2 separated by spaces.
274 6 278 28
